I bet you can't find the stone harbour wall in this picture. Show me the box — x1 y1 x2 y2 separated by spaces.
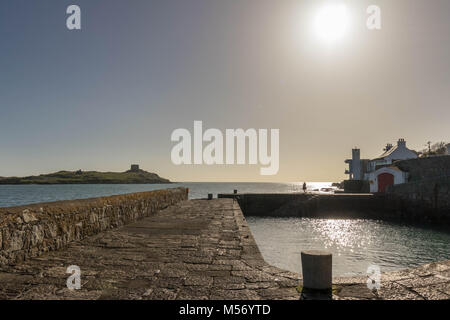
387 178 450 224
395 155 450 182
219 192 450 226
218 193 391 218
0 187 188 265
219 193 310 216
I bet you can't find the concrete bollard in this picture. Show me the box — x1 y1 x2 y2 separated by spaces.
301 250 332 290
208 193 213 200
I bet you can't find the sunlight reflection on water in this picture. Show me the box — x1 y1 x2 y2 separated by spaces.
246 217 450 277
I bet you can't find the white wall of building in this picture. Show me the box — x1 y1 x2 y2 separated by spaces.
345 148 362 180
351 149 361 180
366 167 408 193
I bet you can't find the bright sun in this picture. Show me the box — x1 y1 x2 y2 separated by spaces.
314 4 350 44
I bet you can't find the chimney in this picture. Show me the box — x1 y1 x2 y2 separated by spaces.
397 138 406 148
384 143 393 152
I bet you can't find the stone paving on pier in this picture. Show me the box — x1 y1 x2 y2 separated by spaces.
0 199 448 300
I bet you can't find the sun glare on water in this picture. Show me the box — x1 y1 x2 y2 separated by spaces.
313 3 350 44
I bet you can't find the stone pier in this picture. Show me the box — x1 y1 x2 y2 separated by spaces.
0 198 449 300
218 192 450 226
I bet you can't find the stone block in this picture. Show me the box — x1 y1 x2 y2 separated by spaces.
301 250 332 290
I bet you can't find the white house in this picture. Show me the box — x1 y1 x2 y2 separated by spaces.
345 138 418 193
367 139 417 172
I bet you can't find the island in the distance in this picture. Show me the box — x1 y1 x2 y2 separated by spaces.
0 164 171 184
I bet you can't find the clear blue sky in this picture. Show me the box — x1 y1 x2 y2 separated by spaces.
1 0 449 181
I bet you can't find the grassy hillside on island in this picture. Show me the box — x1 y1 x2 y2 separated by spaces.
0 168 170 184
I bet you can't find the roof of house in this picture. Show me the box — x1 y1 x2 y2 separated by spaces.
372 145 400 161
372 144 418 161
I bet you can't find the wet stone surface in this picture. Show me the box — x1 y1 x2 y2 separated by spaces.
0 199 448 300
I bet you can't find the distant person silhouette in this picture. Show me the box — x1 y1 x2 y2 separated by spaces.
303 182 307 193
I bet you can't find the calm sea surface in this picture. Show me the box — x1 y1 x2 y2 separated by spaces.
0 182 331 207
246 217 450 277
0 182 448 276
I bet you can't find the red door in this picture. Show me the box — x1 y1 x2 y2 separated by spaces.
378 173 394 193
